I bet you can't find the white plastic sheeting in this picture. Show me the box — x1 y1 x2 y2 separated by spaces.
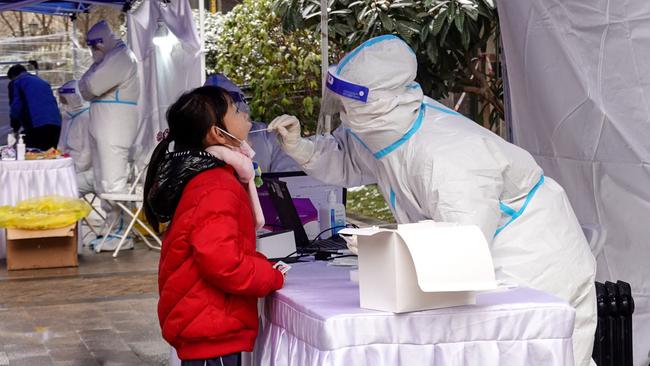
127 0 202 168
498 1 650 364
0 77 10 139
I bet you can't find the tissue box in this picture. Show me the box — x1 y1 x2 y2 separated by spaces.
340 222 497 313
6 225 78 270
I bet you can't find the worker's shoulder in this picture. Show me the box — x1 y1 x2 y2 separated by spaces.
106 44 138 65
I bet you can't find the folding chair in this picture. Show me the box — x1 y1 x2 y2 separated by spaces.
80 193 105 240
98 164 162 257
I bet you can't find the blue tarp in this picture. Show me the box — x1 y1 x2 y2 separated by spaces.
0 1 128 16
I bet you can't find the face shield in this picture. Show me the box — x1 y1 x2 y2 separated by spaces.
58 86 75 105
317 66 369 135
227 90 250 115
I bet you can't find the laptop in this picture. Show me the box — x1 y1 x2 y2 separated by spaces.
259 171 345 239
264 177 349 253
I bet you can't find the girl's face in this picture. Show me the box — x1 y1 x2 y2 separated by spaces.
222 98 252 142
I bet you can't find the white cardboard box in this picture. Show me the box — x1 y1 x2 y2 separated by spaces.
340 222 497 313
256 230 296 259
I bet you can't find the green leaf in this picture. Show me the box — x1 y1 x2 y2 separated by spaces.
439 20 452 45
454 12 465 33
302 96 314 115
379 12 395 31
432 11 447 35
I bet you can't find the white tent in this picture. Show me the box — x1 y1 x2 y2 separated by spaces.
498 1 650 364
127 0 203 168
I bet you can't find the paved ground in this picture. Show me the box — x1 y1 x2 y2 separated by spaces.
0 242 168 366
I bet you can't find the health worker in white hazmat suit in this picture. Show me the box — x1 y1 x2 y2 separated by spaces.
268 35 597 366
79 20 140 252
57 80 93 194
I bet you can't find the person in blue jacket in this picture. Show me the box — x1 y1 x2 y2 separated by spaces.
7 64 61 150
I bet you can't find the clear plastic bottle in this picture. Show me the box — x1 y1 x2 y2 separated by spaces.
319 190 346 239
16 134 25 161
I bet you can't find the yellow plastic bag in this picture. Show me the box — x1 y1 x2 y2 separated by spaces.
0 196 91 230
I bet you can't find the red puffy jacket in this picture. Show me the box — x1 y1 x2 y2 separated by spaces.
157 165 284 360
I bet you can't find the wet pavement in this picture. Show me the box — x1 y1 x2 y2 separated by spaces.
0 242 167 366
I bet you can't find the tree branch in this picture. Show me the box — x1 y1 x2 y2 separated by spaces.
0 12 17 37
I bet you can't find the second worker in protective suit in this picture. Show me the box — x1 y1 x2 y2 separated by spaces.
268 35 597 366
79 20 140 252
57 80 93 194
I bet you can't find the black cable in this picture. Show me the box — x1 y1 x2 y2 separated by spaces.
326 254 357 261
309 223 359 252
276 223 360 262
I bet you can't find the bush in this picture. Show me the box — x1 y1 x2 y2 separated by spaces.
204 0 324 132
346 185 395 223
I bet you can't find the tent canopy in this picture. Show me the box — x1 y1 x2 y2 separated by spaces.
0 0 129 16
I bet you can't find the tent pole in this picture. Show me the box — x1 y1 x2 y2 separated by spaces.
320 0 329 132
71 16 79 79
199 0 206 84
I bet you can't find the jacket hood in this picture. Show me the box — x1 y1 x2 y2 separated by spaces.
147 150 225 224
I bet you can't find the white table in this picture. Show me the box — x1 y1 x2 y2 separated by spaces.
0 158 79 258
169 261 576 366
255 261 576 366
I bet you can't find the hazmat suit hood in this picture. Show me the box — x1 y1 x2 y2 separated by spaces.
58 80 87 112
86 20 121 63
334 35 423 155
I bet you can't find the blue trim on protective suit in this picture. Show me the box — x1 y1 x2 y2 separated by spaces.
337 35 414 74
66 108 89 120
373 104 425 159
63 108 89 147
406 82 421 89
346 128 373 153
91 89 136 106
498 201 517 217
494 175 545 237
389 189 396 209
423 102 462 116
91 100 137 106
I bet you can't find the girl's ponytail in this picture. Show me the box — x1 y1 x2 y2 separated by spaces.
143 136 171 233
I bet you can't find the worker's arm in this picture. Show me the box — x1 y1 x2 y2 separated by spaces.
79 47 135 100
9 81 23 131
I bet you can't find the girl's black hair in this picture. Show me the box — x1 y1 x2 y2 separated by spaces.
143 85 231 231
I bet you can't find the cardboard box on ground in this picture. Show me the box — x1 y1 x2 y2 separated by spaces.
6 224 78 270
340 222 497 313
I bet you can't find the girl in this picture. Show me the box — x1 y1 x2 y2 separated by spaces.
144 86 284 366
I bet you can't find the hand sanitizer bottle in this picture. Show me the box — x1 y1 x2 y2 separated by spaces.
16 134 25 161
319 190 346 239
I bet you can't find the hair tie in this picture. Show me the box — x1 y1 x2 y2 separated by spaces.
156 128 170 142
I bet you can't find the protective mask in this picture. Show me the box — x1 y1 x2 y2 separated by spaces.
91 49 105 63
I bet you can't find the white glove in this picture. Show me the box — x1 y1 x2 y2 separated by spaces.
267 114 315 165
341 234 359 255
